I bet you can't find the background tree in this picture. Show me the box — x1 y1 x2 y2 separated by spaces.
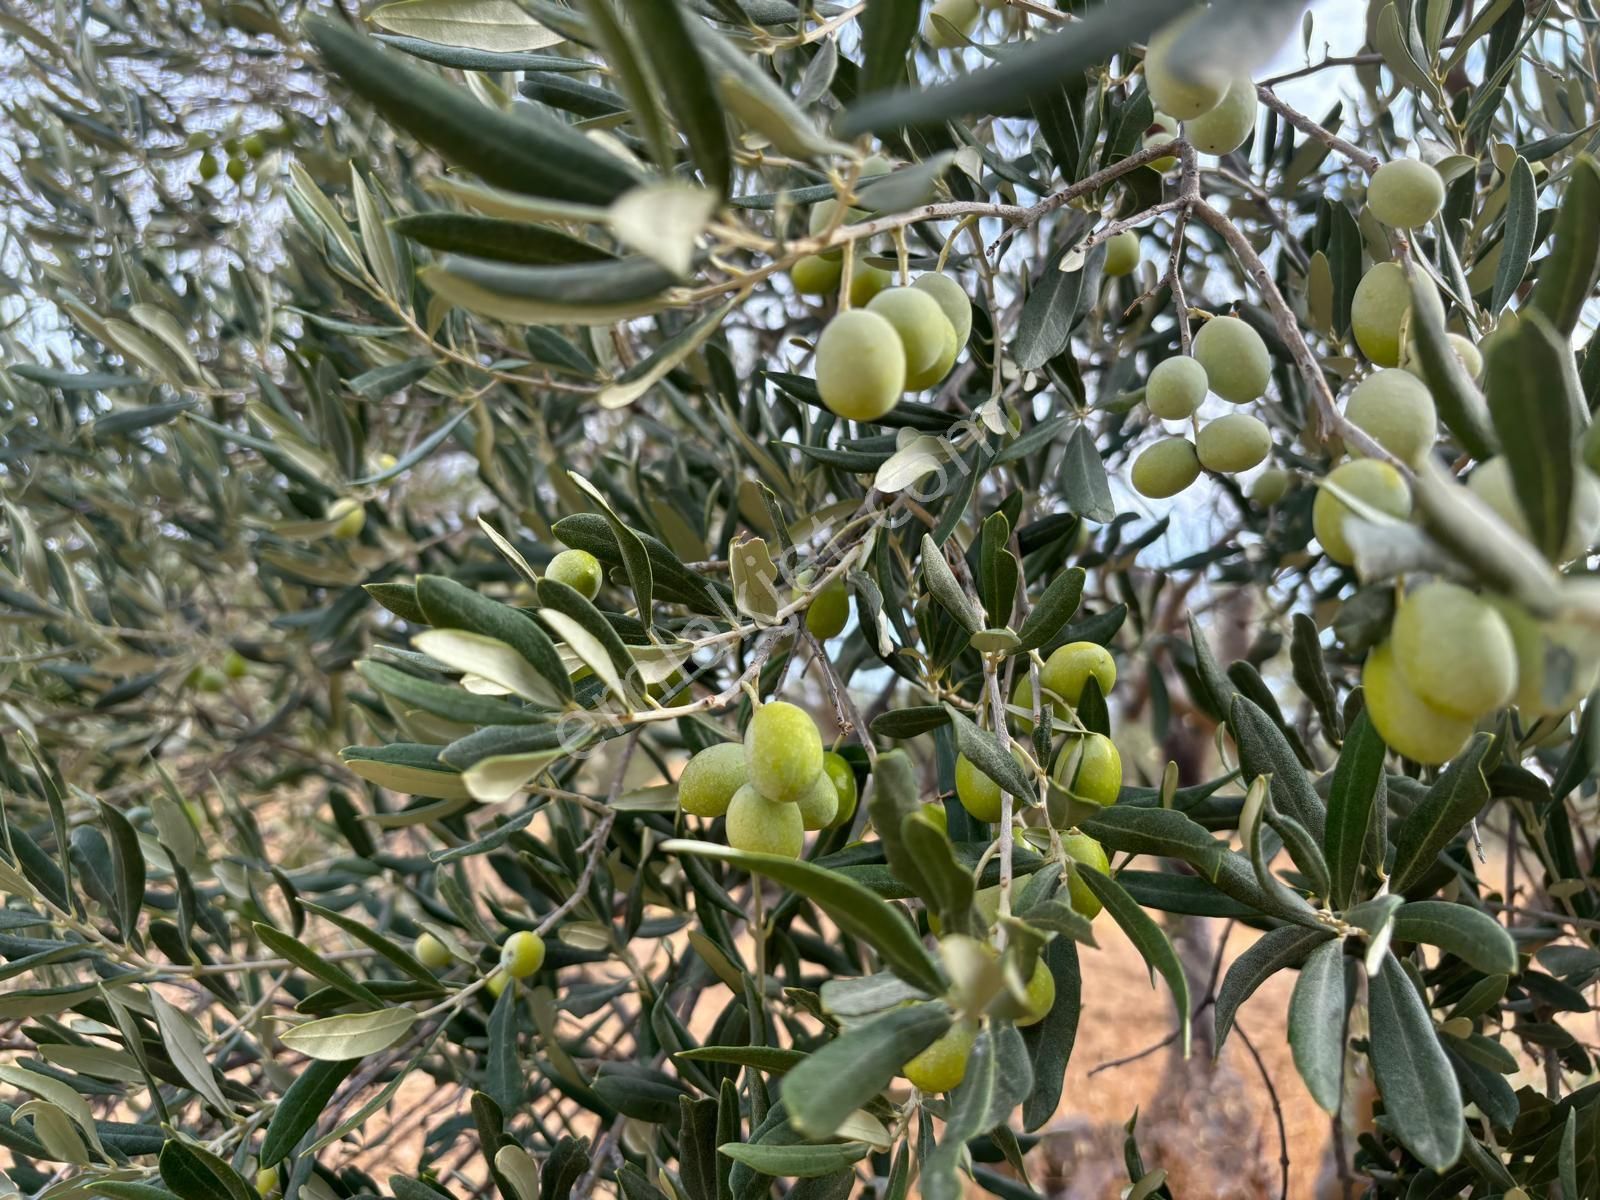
2 0 1600 1197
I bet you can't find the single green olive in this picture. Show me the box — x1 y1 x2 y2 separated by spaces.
1061 832 1110 919
500 930 546 978
1311 459 1412 566
796 771 840 831
902 1019 977 1092
867 287 955 381
821 750 859 828
1102 230 1140 278
1040 641 1116 707
414 932 453 970
678 742 749 818
805 578 851 639
815 308 905 421
1367 158 1446 229
911 272 974 347
1186 75 1257 155
1013 960 1056 1027
1144 14 1228 119
1351 261 1411 367
1390 580 1517 720
1345 369 1436 466
1192 315 1270 403
791 254 842 295
1146 355 1209 420
725 784 805 858
1132 437 1202 499
1196 413 1271 474
743 700 824 803
546 548 603 600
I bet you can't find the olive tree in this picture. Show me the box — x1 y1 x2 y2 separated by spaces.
3 0 1600 1197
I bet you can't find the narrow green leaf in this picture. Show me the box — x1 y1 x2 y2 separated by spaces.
253 923 385 1009
1231 694 1325 843
920 534 983 632
857 0 918 93
1021 935 1080 1131
1015 242 1106 371
158 1141 253 1200
280 1008 418 1061
1015 567 1085 654
1287 939 1347 1114
1531 155 1600 334
1407 271 1496 460
942 705 1034 802
1324 709 1387 910
782 1003 950 1139
1490 156 1537 312
1391 733 1494 893
1366 952 1464 1171
1392 901 1518 976
259 1059 358 1166
1214 925 1333 1050
624 0 732 196
718 1142 870 1178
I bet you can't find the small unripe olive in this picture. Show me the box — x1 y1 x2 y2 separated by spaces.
1391 580 1516 720
821 750 859 828
1192 315 1270 403
226 156 248 184
954 749 1026 823
243 133 269 159
1013 960 1056 1027
1311 459 1412 565
1144 16 1228 119
815 308 905 421
911 272 973 347
848 260 893 307
198 152 220 181
867 287 954 380
414 931 452 970
256 1167 280 1196
1102 230 1140 278
791 254 842 295
1367 158 1446 229
1146 355 1209 420
725 784 805 858
678 742 748 818
1351 261 1411 367
223 649 249 679
1050 732 1122 807
1061 832 1109 919
1249 466 1291 507
501 930 546 978
902 1019 977 1091
1185 76 1257 155
1403 330 1482 382
805 578 850 639
1361 640 1474 765
796 771 840 831
1143 113 1180 171
1345 369 1436 466
190 665 227 693
328 497 365 539
1467 457 1600 562
1132 437 1201 499
546 548 603 599
1196 413 1270 474
743 700 824 803
924 0 980 48
1040 641 1116 706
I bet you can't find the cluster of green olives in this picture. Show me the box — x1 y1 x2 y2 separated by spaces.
1133 315 1274 499
1362 580 1600 764
677 701 858 858
196 131 273 186
410 926 546 999
1143 16 1259 154
812 273 973 422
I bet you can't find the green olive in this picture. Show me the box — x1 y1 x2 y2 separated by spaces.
500 930 546 978
796 771 840 831
1013 960 1056 1027
198 151 220 181
1008 674 1068 735
911 272 974 347
1361 640 1474 765
1185 76 1257 155
848 259 894 307
1146 356 1209 420
1390 580 1516 720
1249 467 1291 507
1192 315 1270 403
1490 596 1600 718
1144 15 1228 118
256 1167 280 1196
1049 732 1122 807
226 156 248 184
1040 640 1116 706
954 749 1027 823
1351 261 1411 367
1311 459 1412 565
867 287 955 381
902 1020 977 1091
1132 437 1202 498
1103 230 1140 278
223 649 249 679
1367 158 1446 229
805 578 850 639
546 548 603 600
1345 369 1437 465
821 751 859 828
1196 413 1271 473
678 742 749 818
924 0 980 48
1143 112 1180 171
743 700 824 803
1061 831 1110 919
815 308 905 421
414 932 453 970
725 784 805 858
243 133 269 159
791 254 842 295
1467 457 1600 562
1403 330 1482 382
